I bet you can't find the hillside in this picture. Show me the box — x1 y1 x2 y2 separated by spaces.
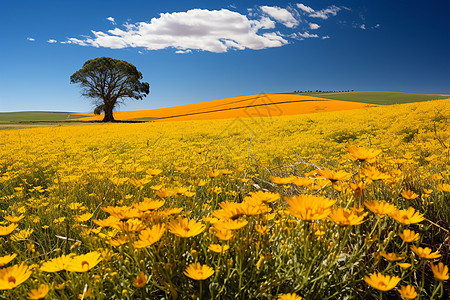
71 94 375 122
298 91 448 105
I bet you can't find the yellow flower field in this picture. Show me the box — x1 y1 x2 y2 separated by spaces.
70 94 375 121
0 98 449 299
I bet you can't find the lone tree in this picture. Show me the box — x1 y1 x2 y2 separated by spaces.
70 57 150 122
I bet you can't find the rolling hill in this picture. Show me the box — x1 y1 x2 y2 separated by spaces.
2 92 447 124
298 91 448 105
70 94 376 122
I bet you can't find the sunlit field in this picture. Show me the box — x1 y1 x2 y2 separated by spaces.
70 94 375 122
1 99 449 299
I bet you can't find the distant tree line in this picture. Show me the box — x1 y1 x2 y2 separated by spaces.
294 90 355 93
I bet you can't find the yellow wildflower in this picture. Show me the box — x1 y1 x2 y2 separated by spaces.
66 252 102 272
398 285 417 299
0 223 18 236
11 228 34 241
364 200 397 217
0 264 32 290
398 229 420 243
244 190 280 203
108 235 130 247
410 245 441 259
184 263 214 280
397 263 412 269
255 224 269 234
101 206 139 220
40 254 75 272
74 213 93 223
0 254 17 267
437 183 450 192
316 169 351 182
93 216 121 228
213 219 248 231
133 224 165 248
347 145 381 163
287 194 336 221
364 273 401 291
132 272 148 288
391 207 424 225
133 198 165 211
401 190 419 200
379 251 403 262
168 217 205 238
27 284 50 299
4 215 24 223
430 262 449 281
208 244 229 253
213 228 234 241
329 208 366 226
278 293 302 300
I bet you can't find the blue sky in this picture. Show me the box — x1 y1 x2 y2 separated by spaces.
0 0 449 112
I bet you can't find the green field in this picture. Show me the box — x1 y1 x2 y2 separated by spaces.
0 111 70 121
297 91 448 105
0 112 92 130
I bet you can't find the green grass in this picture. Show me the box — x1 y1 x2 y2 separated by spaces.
0 111 70 121
295 91 448 105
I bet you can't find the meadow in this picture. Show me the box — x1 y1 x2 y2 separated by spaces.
298 92 449 105
0 98 449 299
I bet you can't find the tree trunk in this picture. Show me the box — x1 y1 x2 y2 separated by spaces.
102 105 115 122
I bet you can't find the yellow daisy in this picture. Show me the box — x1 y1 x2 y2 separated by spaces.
184 263 214 280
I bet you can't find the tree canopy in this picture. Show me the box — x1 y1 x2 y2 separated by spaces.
70 57 150 122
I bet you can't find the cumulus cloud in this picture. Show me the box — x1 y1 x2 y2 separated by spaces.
63 5 354 53
309 5 341 19
64 8 289 53
47 39 57 43
322 35 330 39
27 37 35 41
297 4 314 14
309 23 320 30
360 24 366 30
260 6 299 28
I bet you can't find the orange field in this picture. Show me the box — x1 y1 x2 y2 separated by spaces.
70 94 376 121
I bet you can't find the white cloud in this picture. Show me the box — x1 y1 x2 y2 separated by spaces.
107 17 116 24
360 24 366 30
373 24 380 28
47 39 57 43
290 32 319 40
175 49 192 54
309 5 341 19
298 32 318 38
64 9 289 53
27 37 35 41
322 35 330 39
260 6 299 28
296 4 341 20
297 4 315 14
309 23 320 30
61 38 90 46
